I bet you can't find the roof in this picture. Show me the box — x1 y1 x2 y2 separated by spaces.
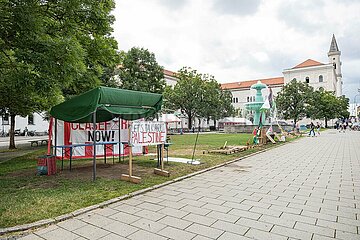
221 77 284 90
163 69 176 77
50 87 163 123
292 59 324 69
329 34 339 52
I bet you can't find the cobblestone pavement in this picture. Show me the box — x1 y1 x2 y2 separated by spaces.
19 130 360 239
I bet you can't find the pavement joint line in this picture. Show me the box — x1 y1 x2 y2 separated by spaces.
0 138 300 236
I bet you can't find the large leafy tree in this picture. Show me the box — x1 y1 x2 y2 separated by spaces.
165 67 203 129
165 67 233 130
308 90 350 127
118 47 165 93
198 79 234 128
275 79 314 124
0 0 118 149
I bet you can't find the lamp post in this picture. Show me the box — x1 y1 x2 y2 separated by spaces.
354 91 360 121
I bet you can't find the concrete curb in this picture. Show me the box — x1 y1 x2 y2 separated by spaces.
0 139 297 236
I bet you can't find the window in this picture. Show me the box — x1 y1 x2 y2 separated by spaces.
319 75 323 82
236 98 238 103
334 63 336 69
253 96 255 102
247 97 249 102
28 114 34 125
2 114 9 125
305 77 309 83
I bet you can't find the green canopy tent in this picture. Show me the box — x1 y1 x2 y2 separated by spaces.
50 86 163 181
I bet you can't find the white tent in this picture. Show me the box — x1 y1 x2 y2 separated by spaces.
158 114 181 123
219 117 252 125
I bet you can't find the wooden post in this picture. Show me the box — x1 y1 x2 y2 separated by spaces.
129 140 132 177
161 143 164 170
121 122 141 183
154 143 170 177
118 117 121 162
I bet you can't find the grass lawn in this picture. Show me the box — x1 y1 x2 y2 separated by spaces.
0 132 296 228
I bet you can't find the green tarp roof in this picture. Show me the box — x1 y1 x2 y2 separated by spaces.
50 87 163 123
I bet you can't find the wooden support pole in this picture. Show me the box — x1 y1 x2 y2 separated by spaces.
154 143 170 177
161 143 164 170
121 122 141 183
129 144 132 177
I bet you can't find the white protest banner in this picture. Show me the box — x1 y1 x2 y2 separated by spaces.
52 119 143 159
130 121 167 146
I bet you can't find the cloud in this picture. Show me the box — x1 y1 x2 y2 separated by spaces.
112 0 360 101
212 0 261 16
156 0 188 9
277 1 325 33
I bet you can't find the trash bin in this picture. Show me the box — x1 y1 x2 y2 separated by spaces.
37 155 56 176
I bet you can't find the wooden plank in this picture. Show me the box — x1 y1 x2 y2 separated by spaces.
266 133 276 144
120 174 141 184
154 168 170 177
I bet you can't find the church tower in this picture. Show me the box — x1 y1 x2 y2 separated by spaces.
327 34 342 96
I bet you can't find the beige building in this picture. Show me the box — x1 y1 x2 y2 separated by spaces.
163 69 178 87
221 35 342 116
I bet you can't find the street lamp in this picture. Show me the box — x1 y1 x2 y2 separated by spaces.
354 93 360 120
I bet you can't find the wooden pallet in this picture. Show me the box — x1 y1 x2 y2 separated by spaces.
209 145 249 155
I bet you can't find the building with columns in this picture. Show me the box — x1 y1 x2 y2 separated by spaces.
221 35 343 116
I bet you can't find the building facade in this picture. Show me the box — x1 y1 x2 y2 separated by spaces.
0 113 49 135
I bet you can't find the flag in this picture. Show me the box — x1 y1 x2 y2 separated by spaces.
261 87 273 110
268 87 273 108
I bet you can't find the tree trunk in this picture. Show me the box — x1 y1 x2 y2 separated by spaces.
188 113 192 130
198 118 201 131
325 117 328 128
214 119 217 130
9 114 16 149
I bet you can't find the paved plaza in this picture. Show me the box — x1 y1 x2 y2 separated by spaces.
18 130 360 239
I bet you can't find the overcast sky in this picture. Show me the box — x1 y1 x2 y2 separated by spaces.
112 0 360 102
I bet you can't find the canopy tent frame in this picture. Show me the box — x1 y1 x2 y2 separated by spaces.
50 86 163 181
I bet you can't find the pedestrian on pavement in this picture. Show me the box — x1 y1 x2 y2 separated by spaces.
24 127 28 137
316 122 321 135
309 122 315 137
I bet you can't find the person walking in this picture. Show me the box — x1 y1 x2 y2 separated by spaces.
316 122 321 136
309 122 315 137
24 127 28 137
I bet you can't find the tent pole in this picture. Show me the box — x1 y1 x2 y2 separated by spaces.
118 118 121 163
92 111 97 181
54 118 57 156
128 126 132 177
191 128 200 164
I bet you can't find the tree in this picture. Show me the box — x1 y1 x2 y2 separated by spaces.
275 79 314 124
0 0 118 149
166 67 203 129
118 47 165 93
308 90 349 127
204 87 234 128
165 67 234 130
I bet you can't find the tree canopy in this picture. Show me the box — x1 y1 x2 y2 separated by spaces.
164 67 233 129
276 79 349 126
118 47 165 94
0 0 119 148
275 79 314 124
308 89 349 127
